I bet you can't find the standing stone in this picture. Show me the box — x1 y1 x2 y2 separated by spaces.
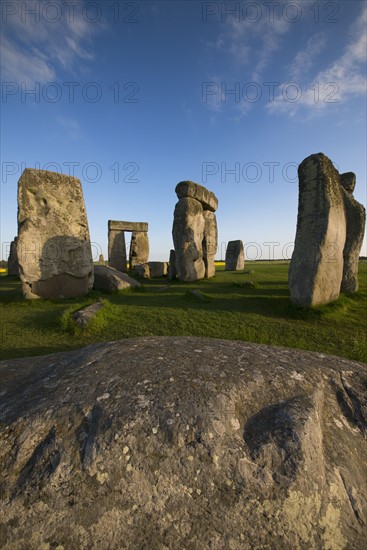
7 237 19 276
172 181 218 283
168 249 177 280
134 263 150 278
340 172 356 194
108 221 149 272
148 262 169 278
129 231 149 268
108 229 127 272
289 154 346 307
17 169 93 299
340 173 366 293
99 254 105 264
225 240 244 271
173 197 206 282
203 210 218 278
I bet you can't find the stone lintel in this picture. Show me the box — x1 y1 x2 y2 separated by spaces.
108 220 148 233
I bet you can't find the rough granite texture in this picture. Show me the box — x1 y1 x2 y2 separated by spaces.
203 210 218 279
172 197 206 282
17 169 93 299
168 249 177 280
134 263 150 279
7 237 19 277
72 302 104 328
289 154 346 307
340 183 366 294
0 337 366 549
93 266 140 292
108 229 127 272
175 181 218 212
129 232 149 269
225 240 245 271
148 262 169 278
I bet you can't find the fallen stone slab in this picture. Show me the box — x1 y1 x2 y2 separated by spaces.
0 337 366 549
72 301 104 328
93 265 140 292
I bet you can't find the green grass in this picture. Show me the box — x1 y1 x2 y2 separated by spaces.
1 261 366 362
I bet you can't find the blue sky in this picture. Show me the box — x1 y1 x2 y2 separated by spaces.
1 0 366 262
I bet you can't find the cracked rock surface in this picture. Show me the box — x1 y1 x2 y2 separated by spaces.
0 337 366 549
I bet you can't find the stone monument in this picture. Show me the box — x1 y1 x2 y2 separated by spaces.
17 168 93 299
172 181 218 282
225 240 245 271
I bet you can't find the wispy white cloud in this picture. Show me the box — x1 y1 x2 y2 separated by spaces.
208 1 298 81
267 4 367 117
288 32 327 81
1 0 105 85
203 1 313 118
57 116 81 140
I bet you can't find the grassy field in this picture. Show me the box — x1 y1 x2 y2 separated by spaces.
0 261 366 362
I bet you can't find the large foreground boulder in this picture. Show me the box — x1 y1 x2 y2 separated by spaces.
17 169 93 299
1 337 366 549
93 265 140 292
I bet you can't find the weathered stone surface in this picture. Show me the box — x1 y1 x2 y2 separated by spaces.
168 249 177 280
7 237 19 276
340 172 356 194
108 220 149 233
225 240 244 271
289 153 346 307
1 337 366 549
134 263 150 278
172 198 206 282
129 232 149 268
17 169 93 299
98 254 105 264
203 210 217 278
148 261 168 278
341 187 366 293
108 229 127 272
72 302 104 328
176 181 218 212
93 265 140 292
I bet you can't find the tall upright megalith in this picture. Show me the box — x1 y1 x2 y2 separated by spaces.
289 154 346 307
203 210 218 278
172 181 218 282
7 237 19 276
129 231 149 268
17 169 93 299
339 173 366 293
225 240 244 271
